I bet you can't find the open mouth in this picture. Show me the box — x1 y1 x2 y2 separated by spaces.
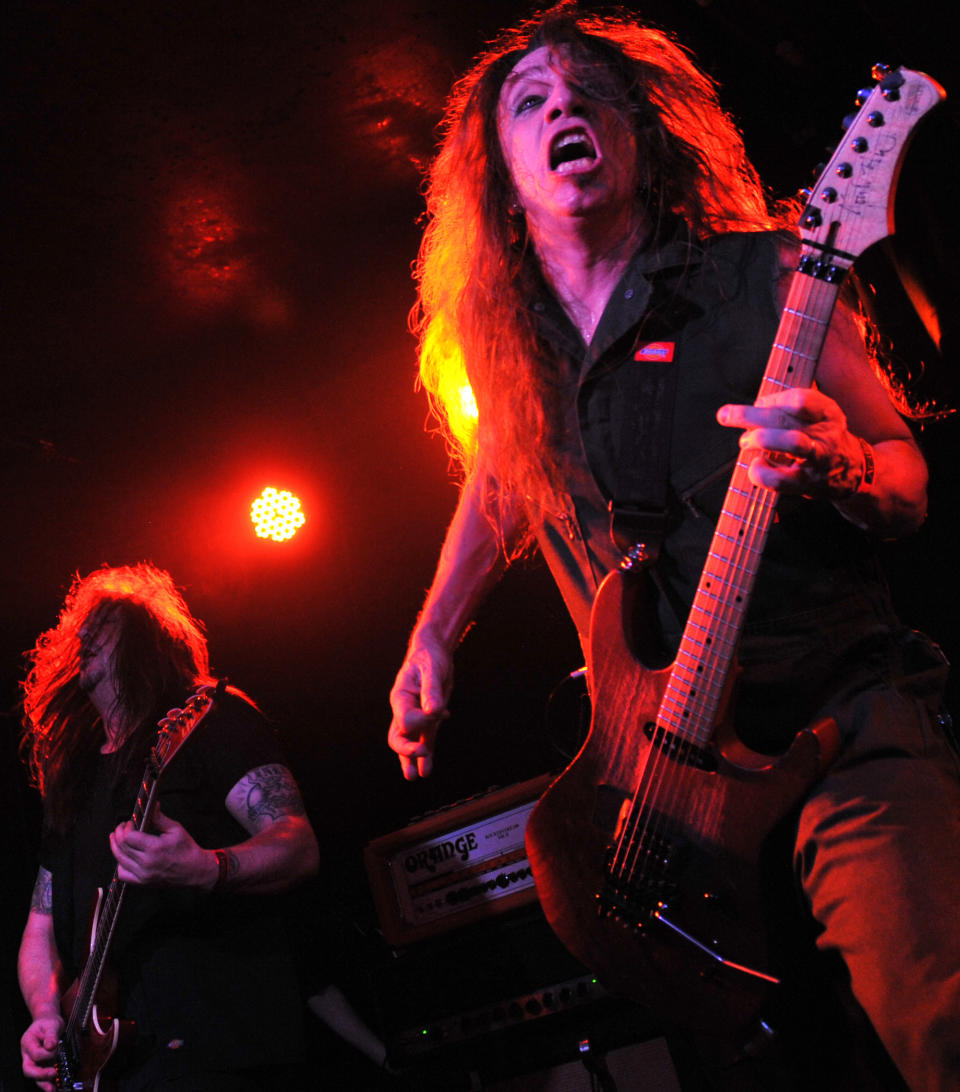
549 130 597 172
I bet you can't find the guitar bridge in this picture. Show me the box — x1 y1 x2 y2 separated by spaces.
597 825 679 929
56 1038 77 1091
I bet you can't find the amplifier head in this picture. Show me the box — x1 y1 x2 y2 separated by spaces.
364 773 554 946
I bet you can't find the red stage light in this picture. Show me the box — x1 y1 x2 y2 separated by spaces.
250 487 305 542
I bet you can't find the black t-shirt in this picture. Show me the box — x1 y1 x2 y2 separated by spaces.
41 689 304 1070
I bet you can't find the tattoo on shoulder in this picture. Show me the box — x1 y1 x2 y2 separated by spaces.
31 868 54 915
240 764 304 825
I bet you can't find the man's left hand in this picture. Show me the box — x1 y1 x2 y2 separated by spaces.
717 387 864 499
110 806 213 889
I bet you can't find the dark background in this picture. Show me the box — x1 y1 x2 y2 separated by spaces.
2 1 958 1087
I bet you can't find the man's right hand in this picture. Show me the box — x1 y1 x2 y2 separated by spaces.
388 636 453 780
21 1014 62 1092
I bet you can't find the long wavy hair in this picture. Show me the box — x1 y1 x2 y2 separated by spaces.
413 3 792 534
21 563 213 833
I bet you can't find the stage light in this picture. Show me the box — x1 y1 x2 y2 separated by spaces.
250 487 305 542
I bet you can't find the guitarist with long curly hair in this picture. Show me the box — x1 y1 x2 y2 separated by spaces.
18 563 319 1091
388 4 960 1087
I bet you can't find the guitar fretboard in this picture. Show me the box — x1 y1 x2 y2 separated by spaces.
657 261 845 747
64 686 216 1041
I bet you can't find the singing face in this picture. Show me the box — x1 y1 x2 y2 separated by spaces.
496 45 639 231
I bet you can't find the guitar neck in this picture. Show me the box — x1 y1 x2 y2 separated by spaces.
659 257 845 747
59 682 218 1068
65 768 161 1039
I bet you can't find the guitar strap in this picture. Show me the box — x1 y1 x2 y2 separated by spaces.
607 354 678 566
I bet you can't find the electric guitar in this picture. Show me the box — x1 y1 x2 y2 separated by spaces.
55 682 221 1092
524 66 945 1038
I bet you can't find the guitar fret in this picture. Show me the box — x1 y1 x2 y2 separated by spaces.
657 707 712 744
783 306 828 325
773 342 818 361
666 678 725 708
670 683 724 709
703 552 757 582
696 585 751 607
693 591 750 622
762 376 792 390
684 614 739 646
671 657 714 682
714 530 764 556
675 648 715 670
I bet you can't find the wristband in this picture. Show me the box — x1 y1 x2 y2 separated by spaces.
213 848 230 890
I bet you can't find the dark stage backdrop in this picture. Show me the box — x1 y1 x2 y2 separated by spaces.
2 2 958 1088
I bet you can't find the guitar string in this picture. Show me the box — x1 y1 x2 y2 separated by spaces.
65 690 213 1040
615 361 784 899
599 71 938 931
612 422 769 908
618 468 771 905
609 266 838 920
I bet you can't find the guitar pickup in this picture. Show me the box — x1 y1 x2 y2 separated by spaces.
643 722 717 771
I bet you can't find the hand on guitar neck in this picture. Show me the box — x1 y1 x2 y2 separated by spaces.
717 388 866 499
716 300 928 539
109 804 221 890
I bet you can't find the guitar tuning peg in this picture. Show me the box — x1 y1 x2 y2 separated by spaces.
841 112 857 130
855 87 873 106
872 63 905 86
801 206 822 229
874 64 905 94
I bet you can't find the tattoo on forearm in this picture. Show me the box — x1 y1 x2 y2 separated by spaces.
30 869 54 915
241 764 304 824
827 450 862 499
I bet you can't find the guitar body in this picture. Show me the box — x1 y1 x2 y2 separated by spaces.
526 570 837 1037
57 891 135 1092
54 684 219 1092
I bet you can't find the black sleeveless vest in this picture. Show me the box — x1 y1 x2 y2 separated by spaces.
529 231 898 664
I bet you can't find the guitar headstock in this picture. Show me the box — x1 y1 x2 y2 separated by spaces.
799 65 945 275
152 682 219 772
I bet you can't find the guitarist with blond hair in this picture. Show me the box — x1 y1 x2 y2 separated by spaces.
18 563 319 1091
388 5 960 1087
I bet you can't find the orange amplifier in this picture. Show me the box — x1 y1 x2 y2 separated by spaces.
364 773 554 946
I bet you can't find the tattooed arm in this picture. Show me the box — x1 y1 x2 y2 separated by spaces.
19 867 66 1091
215 763 320 892
110 764 319 894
